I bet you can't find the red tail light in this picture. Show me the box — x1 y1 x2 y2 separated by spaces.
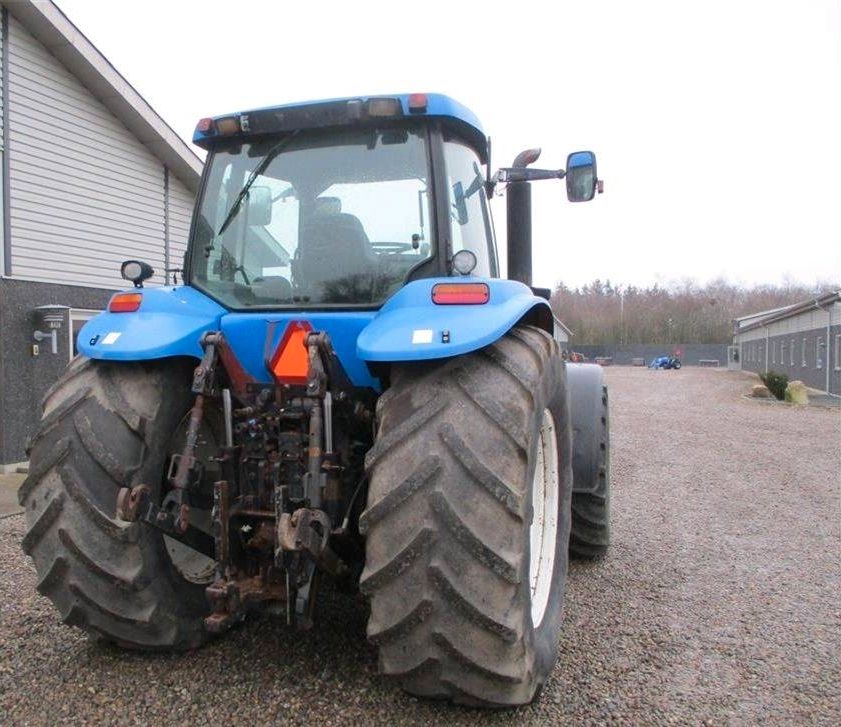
431 283 490 305
109 293 142 312
269 321 312 384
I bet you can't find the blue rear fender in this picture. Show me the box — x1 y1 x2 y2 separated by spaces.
356 278 552 362
77 286 226 361
76 279 552 385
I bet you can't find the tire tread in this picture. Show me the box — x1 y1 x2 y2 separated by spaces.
361 325 570 706
19 358 207 650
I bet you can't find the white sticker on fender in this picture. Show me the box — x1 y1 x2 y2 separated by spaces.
102 332 122 345
412 329 433 344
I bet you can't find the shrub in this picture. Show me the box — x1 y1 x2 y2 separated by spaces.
760 371 789 400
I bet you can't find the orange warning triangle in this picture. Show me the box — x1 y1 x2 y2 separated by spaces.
269 321 311 384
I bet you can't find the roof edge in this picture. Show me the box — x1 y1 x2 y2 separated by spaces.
736 290 841 334
5 0 202 192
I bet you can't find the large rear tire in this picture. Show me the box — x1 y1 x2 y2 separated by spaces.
360 326 573 707
18 357 211 649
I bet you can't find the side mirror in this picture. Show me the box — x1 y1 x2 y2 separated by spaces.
566 151 597 202
246 186 272 225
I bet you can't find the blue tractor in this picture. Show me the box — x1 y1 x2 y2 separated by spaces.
649 355 682 369
19 94 610 707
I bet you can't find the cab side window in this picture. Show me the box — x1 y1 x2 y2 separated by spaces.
442 138 495 277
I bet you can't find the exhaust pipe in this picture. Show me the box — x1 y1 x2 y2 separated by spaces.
506 148 541 286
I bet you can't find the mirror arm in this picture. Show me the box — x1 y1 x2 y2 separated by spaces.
495 167 566 184
485 136 495 197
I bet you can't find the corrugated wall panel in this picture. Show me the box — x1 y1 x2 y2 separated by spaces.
7 15 166 287
167 174 193 276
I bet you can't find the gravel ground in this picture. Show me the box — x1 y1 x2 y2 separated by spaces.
1 367 838 725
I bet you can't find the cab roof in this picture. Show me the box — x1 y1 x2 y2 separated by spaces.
193 93 488 162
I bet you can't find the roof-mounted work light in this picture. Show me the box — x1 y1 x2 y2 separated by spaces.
366 98 403 117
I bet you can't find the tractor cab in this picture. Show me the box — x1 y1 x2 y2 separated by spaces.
188 94 497 310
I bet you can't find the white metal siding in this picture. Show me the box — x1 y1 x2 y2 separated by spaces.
7 15 167 287
167 173 193 278
736 304 836 343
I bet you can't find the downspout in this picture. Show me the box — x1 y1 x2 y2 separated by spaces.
815 298 832 395
1 5 10 276
764 326 769 375
0 7 9 467
163 166 170 282
826 304 831 395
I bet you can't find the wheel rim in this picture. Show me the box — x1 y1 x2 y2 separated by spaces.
529 408 559 628
163 414 219 585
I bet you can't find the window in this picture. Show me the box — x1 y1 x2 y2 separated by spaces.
191 127 433 307
443 136 495 277
68 309 101 361
835 335 841 371
790 339 795 366
816 338 824 369
802 338 807 367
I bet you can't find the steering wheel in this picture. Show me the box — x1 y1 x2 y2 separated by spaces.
370 241 416 254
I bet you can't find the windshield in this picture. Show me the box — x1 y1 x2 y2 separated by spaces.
190 126 433 307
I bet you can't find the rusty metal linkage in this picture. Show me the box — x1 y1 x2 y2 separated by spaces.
116 483 150 522
204 575 286 634
212 480 230 578
117 328 359 634
277 508 331 558
115 484 214 557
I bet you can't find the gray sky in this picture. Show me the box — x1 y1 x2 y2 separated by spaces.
56 0 841 290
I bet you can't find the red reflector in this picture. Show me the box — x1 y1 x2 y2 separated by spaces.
195 117 214 133
408 93 428 113
269 321 312 384
109 293 142 313
432 283 490 305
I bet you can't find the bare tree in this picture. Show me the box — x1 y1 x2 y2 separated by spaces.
551 278 838 344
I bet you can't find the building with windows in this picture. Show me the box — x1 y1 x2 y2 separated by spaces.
0 1 201 470
732 290 841 397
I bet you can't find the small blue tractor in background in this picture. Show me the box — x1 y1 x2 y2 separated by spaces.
19 94 610 707
649 355 682 369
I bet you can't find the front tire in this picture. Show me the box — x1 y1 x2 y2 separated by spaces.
18 357 211 649
360 326 573 707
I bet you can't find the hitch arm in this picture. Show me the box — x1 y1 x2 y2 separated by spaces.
116 485 215 559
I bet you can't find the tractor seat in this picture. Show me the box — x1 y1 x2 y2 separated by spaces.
296 212 376 296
